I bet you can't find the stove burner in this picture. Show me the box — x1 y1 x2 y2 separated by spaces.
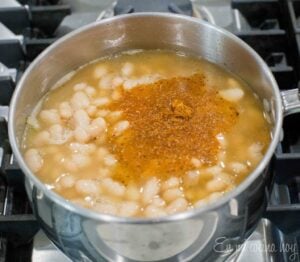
114 0 193 16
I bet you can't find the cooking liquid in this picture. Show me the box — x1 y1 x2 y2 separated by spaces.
23 50 271 217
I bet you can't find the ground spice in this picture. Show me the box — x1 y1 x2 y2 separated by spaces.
109 74 238 180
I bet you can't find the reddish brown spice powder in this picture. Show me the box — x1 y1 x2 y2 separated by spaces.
109 74 238 180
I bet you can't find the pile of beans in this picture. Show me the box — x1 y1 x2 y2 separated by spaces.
23 51 270 218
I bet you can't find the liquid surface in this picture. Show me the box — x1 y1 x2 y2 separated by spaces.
23 50 271 218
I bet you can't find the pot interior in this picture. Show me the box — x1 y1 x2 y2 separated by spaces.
9 13 282 211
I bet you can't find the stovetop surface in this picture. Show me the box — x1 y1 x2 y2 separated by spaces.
0 0 300 261
31 218 298 262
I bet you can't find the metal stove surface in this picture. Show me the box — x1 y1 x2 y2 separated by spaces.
56 0 234 35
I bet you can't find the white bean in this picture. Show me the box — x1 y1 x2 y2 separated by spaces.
93 97 110 107
25 148 43 172
73 82 87 91
49 124 63 139
72 153 91 168
107 111 122 123
123 79 138 90
112 76 124 88
249 143 263 154
93 65 108 79
88 117 106 138
70 91 90 110
205 166 223 176
163 188 183 203
74 127 90 143
113 120 129 136
126 184 140 201
138 75 159 85
40 109 61 125
59 102 72 119
59 174 75 188
219 172 233 185
229 162 247 173
206 178 227 192
152 197 166 207
49 124 72 144
85 86 96 97
27 116 40 129
103 154 117 167
86 105 97 117
219 88 244 102
249 143 264 161
119 201 139 217
121 62 134 77
185 170 200 185
191 157 202 168
73 109 90 128
64 159 78 172
166 198 188 214
208 192 223 201
34 131 50 146
123 75 159 90
144 205 167 218
161 177 180 191
142 177 160 204
98 74 114 89
97 109 110 117
102 178 126 197
69 142 96 154
75 179 100 196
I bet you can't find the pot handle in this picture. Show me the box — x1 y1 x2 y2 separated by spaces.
281 87 300 116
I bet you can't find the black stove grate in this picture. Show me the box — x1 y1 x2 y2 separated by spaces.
0 0 300 261
114 0 193 16
0 0 71 261
233 1 300 260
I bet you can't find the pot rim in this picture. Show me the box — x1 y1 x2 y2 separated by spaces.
8 12 283 224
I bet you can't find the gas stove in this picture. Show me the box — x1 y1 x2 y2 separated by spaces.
0 0 300 261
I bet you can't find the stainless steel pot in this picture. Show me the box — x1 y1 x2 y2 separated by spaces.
7 13 300 262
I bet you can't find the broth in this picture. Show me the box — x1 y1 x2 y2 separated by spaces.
23 50 271 217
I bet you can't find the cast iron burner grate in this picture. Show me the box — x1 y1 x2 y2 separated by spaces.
114 0 193 16
0 0 300 261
